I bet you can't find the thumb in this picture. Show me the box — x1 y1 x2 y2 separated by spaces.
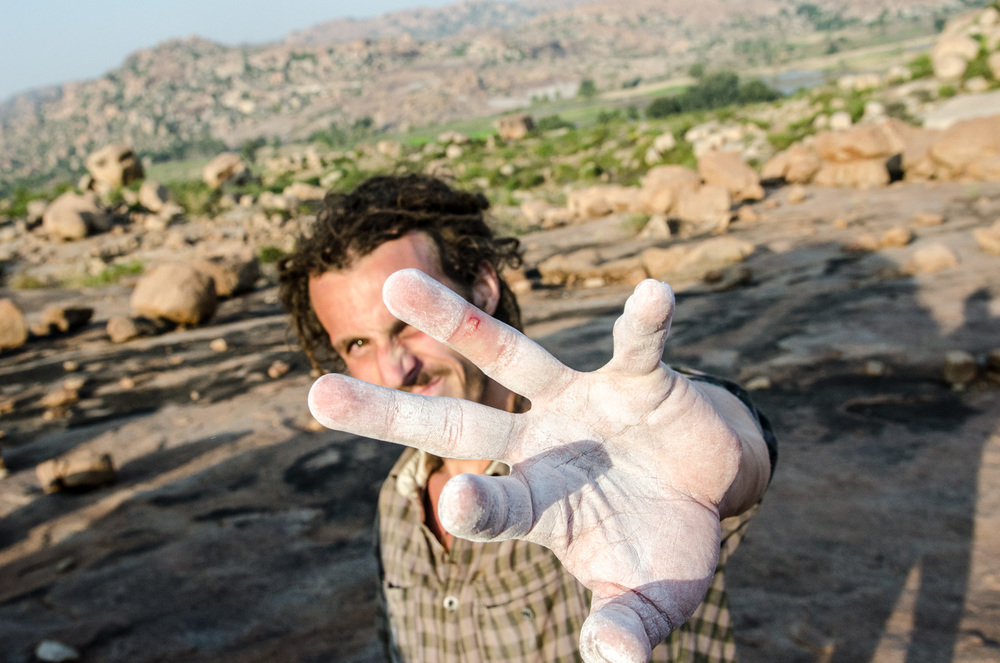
439 473 534 542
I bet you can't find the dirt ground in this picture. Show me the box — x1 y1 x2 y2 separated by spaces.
1 180 999 663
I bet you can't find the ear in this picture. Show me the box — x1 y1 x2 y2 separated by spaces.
471 262 501 316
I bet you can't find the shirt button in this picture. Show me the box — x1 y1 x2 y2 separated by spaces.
443 595 459 612
521 607 535 621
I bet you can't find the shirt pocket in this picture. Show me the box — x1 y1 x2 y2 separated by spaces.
474 558 586 663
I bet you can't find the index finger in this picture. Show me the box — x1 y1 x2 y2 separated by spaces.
383 269 573 401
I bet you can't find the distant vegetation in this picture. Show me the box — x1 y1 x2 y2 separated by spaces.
646 72 783 119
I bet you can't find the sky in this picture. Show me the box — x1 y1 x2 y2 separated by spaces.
0 0 478 103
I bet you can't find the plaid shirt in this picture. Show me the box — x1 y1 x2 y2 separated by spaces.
375 371 776 662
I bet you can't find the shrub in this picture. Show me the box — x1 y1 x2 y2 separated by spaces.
536 115 576 132
257 246 286 264
908 54 934 79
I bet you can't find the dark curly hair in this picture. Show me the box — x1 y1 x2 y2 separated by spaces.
278 174 523 373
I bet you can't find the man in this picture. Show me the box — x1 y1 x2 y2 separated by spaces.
278 174 776 663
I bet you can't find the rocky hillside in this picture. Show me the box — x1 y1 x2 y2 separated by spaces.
0 0 977 191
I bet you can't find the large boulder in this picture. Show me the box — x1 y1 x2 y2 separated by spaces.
0 299 29 350
194 254 260 298
203 152 248 189
85 144 144 191
495 113 534 140
138 180 170 213
673 184 732 233
927 115 1000 180
761 143 823 184
814 124 905 163
635 165 701 214
42 192 110 241
131 263 218 325
697 151 764 202
812 159 890 189
567 185 640 219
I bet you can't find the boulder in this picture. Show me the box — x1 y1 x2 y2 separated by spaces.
928 116 1000 179
194 255 260 298
973 220 1000 254
761 143 822 184
40 307 93 334
495 113 534 140
138 180 170 213
931 34 980 80
813 159 890 189
673 184 732 232
85 144 143 190
697 151 764 202
906 244 959 274
106 316 169 344
42 192 110 241
567 185 639 219
537 248 601 284
131 263 218 325
283 182 327 202
36 452 116 493
814 124 901 163
0 299 29 350
203 152 248 189
636 165 701 214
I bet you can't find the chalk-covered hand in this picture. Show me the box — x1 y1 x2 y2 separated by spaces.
309 269 745 663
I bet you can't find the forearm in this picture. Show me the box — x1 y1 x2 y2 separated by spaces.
693 381 772 519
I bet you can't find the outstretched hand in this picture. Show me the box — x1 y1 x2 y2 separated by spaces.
309 269 751 663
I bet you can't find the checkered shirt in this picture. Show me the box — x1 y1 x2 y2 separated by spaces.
374 371 776 662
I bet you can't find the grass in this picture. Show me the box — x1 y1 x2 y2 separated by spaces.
80 261 145 287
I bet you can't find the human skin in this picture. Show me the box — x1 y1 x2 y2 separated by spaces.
308 235 771 663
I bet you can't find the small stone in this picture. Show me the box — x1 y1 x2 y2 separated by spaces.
210 338 229 352
40 386 79 410
306 417 327 433
865 360 887 377
987 349 1000 372
744 376 772 391
943 350 978 386
268 360 291 379
189 391 200 401
914 212 944 227
62 360 79 372
119 376 135 390
786 185 807 205
973 220 1000 255
582 277 606 289
36 453 116 494
880 226 913 248
63 376 86 392
736 206 759 223
906 244 959 274
844 233 880 253
35 639 81 662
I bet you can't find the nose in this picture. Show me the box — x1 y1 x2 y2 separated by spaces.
375 340 419 389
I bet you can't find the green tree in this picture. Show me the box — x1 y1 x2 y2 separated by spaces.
578 79 598 98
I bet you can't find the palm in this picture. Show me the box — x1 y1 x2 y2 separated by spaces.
309 270 742 663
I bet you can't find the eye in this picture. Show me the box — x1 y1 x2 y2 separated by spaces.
345 338 368 355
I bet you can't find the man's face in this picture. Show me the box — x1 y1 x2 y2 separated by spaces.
308 232 503 408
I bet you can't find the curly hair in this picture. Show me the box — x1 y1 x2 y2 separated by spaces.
278 174 523 373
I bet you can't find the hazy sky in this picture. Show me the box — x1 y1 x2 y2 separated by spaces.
0 0 481 102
